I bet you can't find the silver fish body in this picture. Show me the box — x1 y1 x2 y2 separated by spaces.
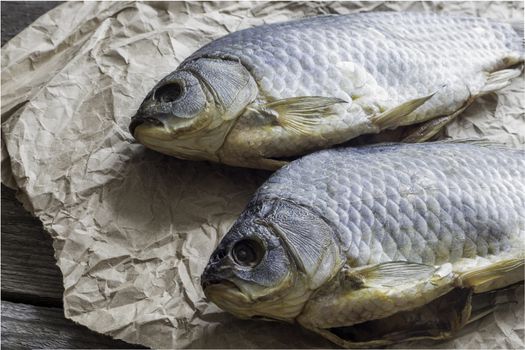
253 142 524 267
131 13 523 169
201 142 525 347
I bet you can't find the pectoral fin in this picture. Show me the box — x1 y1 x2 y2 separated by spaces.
345 261 438 288
249 96 347 135
369 91 437 130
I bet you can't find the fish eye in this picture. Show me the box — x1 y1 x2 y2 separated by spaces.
155 81 184 103
232 239 264 267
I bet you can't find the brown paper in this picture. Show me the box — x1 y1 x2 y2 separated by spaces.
2 1 524 348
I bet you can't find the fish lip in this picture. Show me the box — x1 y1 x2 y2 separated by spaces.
201 276 226 290
130 112 205 140
202 278 243 297
129 114 165 136
201 266 237 290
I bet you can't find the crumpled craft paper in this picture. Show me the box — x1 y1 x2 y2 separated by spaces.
1 1 524 348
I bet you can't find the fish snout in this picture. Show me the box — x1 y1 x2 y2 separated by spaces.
129 78 185 137
201 273 225 290
201 265 225 290
201 249 229 289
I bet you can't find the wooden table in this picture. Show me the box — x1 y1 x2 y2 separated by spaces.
1 2 143 348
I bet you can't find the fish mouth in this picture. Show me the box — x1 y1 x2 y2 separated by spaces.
130 111 210 141
129 114 165 136
202 276 241 295
129 110 227 162
130 113 199 142
202 280 261 320
202 279 251 305
202 277 305 322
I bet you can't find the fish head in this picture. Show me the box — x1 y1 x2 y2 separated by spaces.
201 200 343 322
130 58 258 162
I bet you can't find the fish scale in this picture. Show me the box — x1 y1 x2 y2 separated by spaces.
149 9 525 345
185 12 518 106
252 143 524 266
133 12 523 169
201 145 524 347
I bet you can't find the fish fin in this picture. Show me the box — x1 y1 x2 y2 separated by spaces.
456 258 524 293
301 260 523 348
467 282 523 325
480 67 523 94
346 261 438 288
220 156 288 170
297 262 459 348
425 137 517 149
254 96 347 135
466 303 499 325
254 157 289 170
301 288 472 348
402 95 475 143
369 91 437 130
309 284 523 348
402 114 458 143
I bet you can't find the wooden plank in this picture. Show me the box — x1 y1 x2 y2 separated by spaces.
1 185 65 305
1 300 144 349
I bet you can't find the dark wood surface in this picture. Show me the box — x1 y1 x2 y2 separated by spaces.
1 185 64 306
1 2 144 349
1 1 63 46
1 300 140 349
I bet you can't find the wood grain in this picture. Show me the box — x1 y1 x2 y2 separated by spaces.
1 185 65 305
1 301 144 349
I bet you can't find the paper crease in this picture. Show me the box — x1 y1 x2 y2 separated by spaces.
1 1 523 348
